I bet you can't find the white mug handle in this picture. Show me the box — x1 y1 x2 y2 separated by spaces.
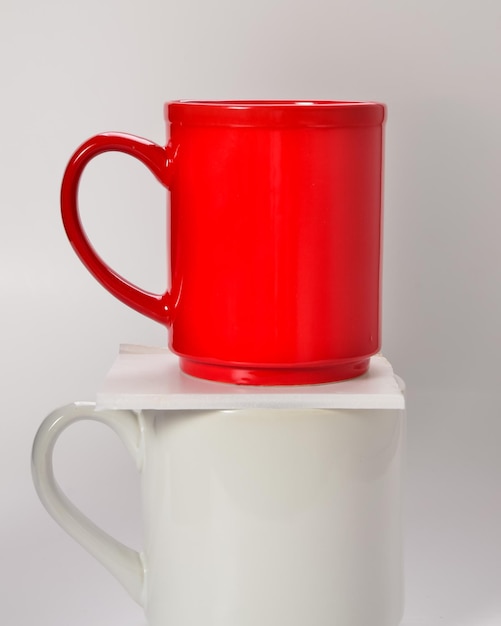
31 402 145 606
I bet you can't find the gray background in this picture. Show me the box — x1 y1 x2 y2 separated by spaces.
1 0 500 624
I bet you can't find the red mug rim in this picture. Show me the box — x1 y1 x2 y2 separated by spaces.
166 100 386 127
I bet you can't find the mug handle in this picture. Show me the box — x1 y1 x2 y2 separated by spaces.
31 402 145 606
60 133 174 325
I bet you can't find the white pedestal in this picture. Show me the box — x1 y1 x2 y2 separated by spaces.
32 347 405 625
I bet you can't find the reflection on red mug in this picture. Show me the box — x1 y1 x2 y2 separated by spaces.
61 100 386 385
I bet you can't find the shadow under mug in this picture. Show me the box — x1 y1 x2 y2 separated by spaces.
32 403 404 626
61 101 386 385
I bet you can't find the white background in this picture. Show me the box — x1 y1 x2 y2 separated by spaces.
1 1 500 624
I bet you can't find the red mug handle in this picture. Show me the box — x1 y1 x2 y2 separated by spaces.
61 132 174 325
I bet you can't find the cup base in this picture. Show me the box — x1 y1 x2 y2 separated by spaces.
179 357 371 386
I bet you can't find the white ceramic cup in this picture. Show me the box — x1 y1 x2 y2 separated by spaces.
32 403 404 626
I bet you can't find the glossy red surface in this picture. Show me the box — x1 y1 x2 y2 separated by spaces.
61 100 386 385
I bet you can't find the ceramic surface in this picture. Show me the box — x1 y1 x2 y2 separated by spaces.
61 101 386 385
32 403 404 626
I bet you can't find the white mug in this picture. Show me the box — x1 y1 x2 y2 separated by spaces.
32 403 404 626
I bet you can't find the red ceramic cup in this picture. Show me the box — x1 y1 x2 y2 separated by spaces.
61 100 386 385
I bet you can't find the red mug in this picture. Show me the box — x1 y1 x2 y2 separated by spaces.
61 100 386 385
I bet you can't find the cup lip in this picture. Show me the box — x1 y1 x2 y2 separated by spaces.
166 100 386 127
